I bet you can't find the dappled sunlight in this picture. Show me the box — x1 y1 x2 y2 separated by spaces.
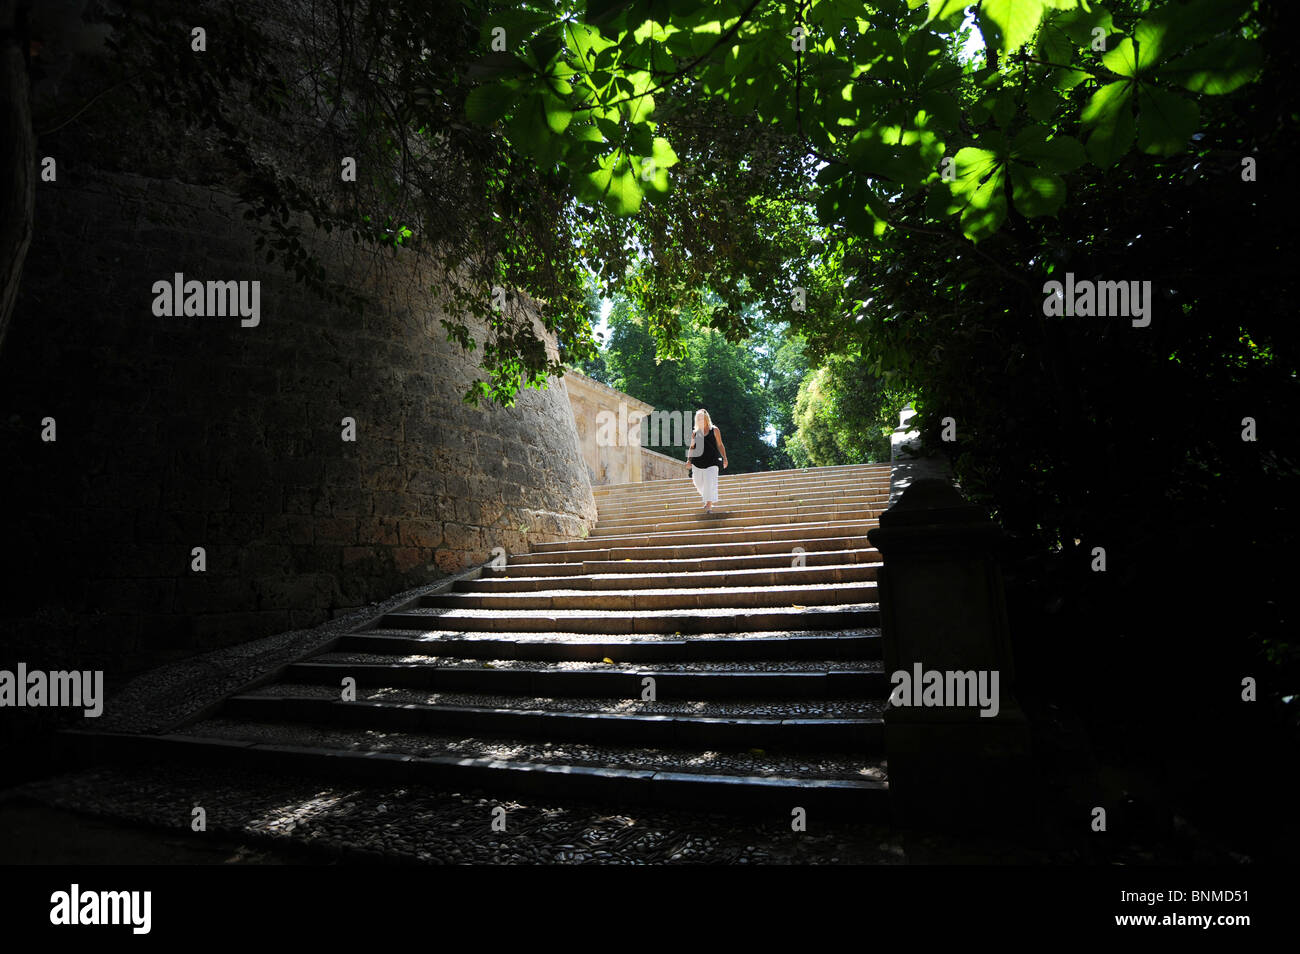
246 789 355 834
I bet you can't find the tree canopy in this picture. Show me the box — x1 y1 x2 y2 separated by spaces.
581 293 777 471
29 0 1295 703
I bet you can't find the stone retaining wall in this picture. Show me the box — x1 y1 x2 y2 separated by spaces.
0 169 596 672
642 447 685 482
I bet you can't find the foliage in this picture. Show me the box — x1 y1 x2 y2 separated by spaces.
753 320 809 470
471 0 1262 245
66 0 1272 414
466 0 1295 718
786 350 905 465
585 294 775 470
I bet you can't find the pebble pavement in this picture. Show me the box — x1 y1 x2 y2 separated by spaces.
240 686 889 718
4 763 1037 865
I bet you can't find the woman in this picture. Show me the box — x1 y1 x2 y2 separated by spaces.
685 409 728 512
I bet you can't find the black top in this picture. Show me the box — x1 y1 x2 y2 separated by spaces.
689 427 724 469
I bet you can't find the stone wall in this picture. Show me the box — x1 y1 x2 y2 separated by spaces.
0 168 596 673
564 370 655 487
642 448 685 483
563 370 697 486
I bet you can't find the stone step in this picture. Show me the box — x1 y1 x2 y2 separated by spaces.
595 462 887 486
239 685 887 715
60 729 888 814
486 547 880 577
595 462 889 486
511 534 877 566
594 500 890 526
57 461 903 817
335 628 882 661
418 582 879 612
593 464 891 496
216 693 885 751
595 488 889 519
184 716 888 783
601 476 890 496
596 480 892 510
597 467 890 486
531 520 880 555
313 651 881 670
462 562 878 591
279 659 887 696
239 685 888 716
594 494 888 517
376 604 879 634
590 503 886 536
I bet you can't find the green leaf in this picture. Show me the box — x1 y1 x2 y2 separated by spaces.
571 121 605 143
949 144 1007 240
991 91 1017 127
542 94 572 134
481 8 557 48
464 83 515 125
1136 86 1199 156
919 61 965 92
507 92 568 164
849 180 893 238
1056 4 1114 46
1036 21 1074 65
919 90 962 131
858 33 909 84
903 29 945 86
623 91 655 123
848 131 910 182
627 121 654 154
1159 36 1262 95
1101 38 1141 77
980 0 1047 54
651 136 679 170
951 147 1001 185
585 0 636 28
1132 7 1182 68
565 22 616 68
1081 81 1134 168
637 154 672 196
1010 165 1066 217
959 170 1006 241
463 51 531 82
1051 66 1090 90
925 179 960 218
589 159 643 214
816 162 851 186
1026 85 1059 121
926 0 970 25
1012 125 1085 172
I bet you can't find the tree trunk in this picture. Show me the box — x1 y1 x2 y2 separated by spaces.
0 0 34 358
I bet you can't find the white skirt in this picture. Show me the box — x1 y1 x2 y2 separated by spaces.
692 464 720 504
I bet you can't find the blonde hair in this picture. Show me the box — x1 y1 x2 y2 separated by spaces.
695 409 712 432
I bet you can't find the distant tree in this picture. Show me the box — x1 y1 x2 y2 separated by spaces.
787 351 904 466
761 332 809 470
593 294 772 471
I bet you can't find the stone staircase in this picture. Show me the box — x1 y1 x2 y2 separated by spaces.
68 463 895 815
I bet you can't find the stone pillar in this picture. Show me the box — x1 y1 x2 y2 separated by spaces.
867 478 1031 830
